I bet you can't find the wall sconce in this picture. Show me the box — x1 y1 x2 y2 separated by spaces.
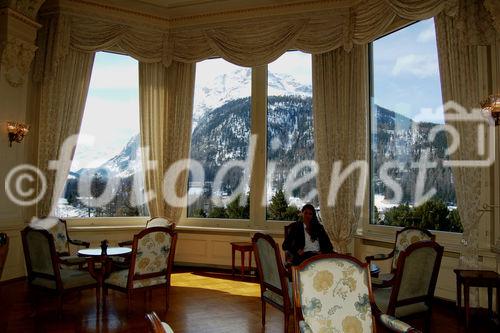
7 122 29 147
480 93 500 126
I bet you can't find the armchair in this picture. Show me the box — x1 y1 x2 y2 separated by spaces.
104 227 177 313
33 217 90 268
146 311 174 333
252 233 293 333
291 253 422 333
373 241 443 333
21 226 98 314
118 217 175 247
365 227 434 287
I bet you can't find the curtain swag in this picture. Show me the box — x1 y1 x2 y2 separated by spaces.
36 0 459 69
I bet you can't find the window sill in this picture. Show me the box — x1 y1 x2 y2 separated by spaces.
356 228 498 259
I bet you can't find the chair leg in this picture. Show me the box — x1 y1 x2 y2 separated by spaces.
424 309 432 333
165 285 170 312
284 311 289 333
57 294 63 318
96 285 101 313
127 291 133 316
261 300 266 326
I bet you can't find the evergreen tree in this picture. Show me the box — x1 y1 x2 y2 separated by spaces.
269 189 289 220
208 206 228 218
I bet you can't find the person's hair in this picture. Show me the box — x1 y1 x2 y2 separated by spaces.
301 204 321 241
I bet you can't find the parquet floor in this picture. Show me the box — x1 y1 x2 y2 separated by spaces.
0 268 496 332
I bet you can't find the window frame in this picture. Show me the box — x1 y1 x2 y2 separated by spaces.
364 19 463 249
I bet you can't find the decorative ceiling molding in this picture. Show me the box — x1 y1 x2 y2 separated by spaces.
40 0 357 30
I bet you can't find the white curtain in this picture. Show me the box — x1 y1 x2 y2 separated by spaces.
435 0 497 269
34 16 95 217
43 0 457 68
312 45 369 254
139 61 196 222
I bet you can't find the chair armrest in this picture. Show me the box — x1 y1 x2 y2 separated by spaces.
68 239 90 248
377 314 422 333
118 240 133 247
365 252 393 263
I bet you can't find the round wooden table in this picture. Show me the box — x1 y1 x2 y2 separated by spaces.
78 247 132 257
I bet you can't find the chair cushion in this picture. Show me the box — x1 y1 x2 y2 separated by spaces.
263 281 293 306
298 258 373 333
374 287 428 317
161 322 174 333
31 268 96 290
371 273 394 286
105 269 167 289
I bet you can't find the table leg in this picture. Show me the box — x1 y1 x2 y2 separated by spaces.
249 250 252 276
487 286 493 319
456 276 461 314
232 247 235 278
464 284 470 329
240 250 245 277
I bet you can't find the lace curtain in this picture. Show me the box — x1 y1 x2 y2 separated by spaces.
435 0 497 269
34 16 95 217
138 61 196 222
312 45 369 254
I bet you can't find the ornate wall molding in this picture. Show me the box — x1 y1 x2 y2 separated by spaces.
0 37 37 87
484 0 500 34
9 0 45 19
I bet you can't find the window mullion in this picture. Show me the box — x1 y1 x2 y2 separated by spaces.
250 65 268 227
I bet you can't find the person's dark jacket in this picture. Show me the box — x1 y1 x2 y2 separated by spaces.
282 221 334 259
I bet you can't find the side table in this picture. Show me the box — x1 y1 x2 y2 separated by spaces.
454 269 500 328
231 242 253 278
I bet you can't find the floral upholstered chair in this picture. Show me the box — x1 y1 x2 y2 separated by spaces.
366 227 434 287
373 241 443 333
292 253 422 333
252 233 293 333
33 217 90 267
21 226 98 315
104 227 177 313
118 217 175 247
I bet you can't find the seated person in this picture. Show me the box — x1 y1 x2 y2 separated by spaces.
282 204 334 266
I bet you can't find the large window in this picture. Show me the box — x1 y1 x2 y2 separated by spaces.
370 19 461 232
187 59 252 219
58 52 148 218
266 51 316 221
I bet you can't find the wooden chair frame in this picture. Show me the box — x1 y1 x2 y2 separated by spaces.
252 233 292 333
365 227 435 287
381 240 443 332
104 227 177 313
21 226 98 314
292 253 422 333
38 217 90 256
146 311 166 332
0 233 9 279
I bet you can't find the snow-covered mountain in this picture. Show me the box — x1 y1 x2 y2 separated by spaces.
76 134 141 179
192 68 312 128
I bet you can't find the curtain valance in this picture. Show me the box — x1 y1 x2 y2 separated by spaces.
37 0 457 68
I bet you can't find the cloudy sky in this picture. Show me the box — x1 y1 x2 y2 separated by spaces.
373 18 444 123
72 18 442 170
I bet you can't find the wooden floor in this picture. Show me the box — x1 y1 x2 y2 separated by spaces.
0 268 496 333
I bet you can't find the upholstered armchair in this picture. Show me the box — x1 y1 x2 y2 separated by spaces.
118 217 175 247
104 227 177 313
373 241 443 333
34 217 90 267
366 227 434 287
292 253 422 333
21 226 99 314
252 233 293 333
0 233 9 279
